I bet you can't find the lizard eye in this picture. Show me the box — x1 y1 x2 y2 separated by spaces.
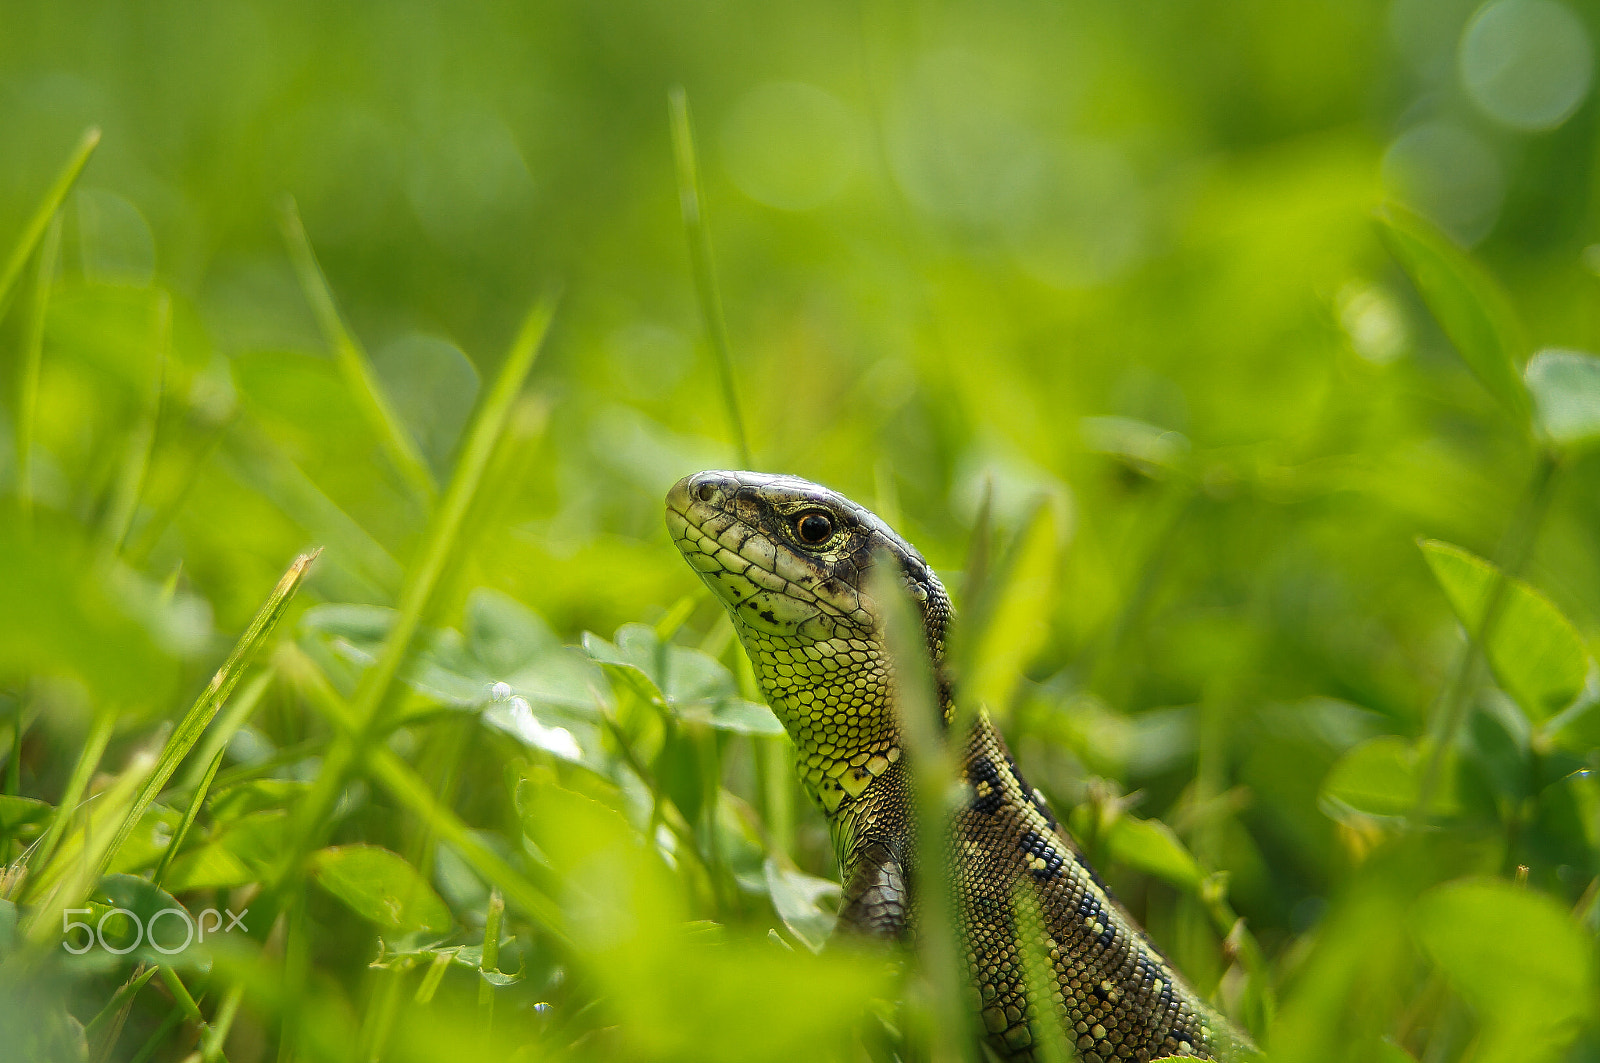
794 512 834 545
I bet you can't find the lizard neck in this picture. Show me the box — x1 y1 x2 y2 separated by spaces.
737 626 905 816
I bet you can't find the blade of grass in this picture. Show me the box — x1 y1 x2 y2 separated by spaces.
87 963 159 1063
668 86 752 469
277 896 309 1063
26 710 114 885
152 742 225 890
16 211 62 522
1080 486 1195 705
103 290 171 557
4 696 42 854
279 196 438 503
478 888 505 1030
200 982 244 1063
0 126 99 319
872 554 973 1063
127 1004 186 1063
420 394 549 634
97 551 318 880
181 929 362 1063
206 737 320 793
755 734 795 860
358 966 407 1063
351 295 555 737
414 951 453 1005
23 743 155 948
158 965 206 1025
174 665 275 794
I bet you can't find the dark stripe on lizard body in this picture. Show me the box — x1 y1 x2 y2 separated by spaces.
665 471 1250 1062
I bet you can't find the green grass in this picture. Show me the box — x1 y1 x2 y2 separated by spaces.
2 4 1600 1062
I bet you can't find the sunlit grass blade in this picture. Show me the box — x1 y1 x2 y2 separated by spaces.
872 554 973 1063
0 126 99 320
755 733 795 860
96 550 318 880
16 211 62 521
414 952 452 1005
278 893 311 1061
279 195 439 503
357 715 470 1060
668 86 753 470
433 393 549 597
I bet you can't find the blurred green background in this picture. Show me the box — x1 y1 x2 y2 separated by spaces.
1 0 1598 1061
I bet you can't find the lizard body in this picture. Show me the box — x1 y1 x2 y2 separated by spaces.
665 471 1248 1062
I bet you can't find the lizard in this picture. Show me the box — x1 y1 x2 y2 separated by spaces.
665 470 1252 1063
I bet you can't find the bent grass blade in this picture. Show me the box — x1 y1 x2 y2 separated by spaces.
96 550 319 883
280 195 438 504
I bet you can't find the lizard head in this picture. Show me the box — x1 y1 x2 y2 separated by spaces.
665 470 949 650
665 471 952 811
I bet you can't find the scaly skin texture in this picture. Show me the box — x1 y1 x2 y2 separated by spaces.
666 471 1249 1062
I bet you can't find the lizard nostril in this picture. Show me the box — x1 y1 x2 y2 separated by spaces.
696 481 717 503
